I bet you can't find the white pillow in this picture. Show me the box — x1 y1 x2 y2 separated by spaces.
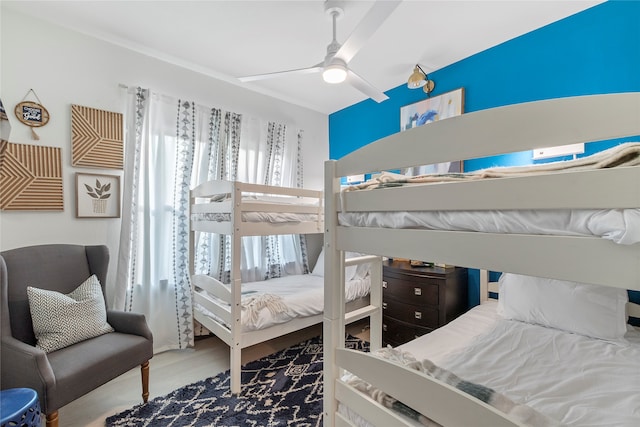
311 249 362 281
311 249 325 276
27 275 114 353
498 273 628 341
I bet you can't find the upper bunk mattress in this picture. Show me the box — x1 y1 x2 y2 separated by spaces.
193 211 320 223
339 208 640 245
192 195 322 224
338 143 640 245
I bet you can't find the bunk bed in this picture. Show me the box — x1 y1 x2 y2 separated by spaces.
323 92 640 426
189 180 379 393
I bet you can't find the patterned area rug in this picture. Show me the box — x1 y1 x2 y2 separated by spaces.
106 335 368 427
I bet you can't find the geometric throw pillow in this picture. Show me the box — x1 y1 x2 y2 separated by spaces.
27 275 114 353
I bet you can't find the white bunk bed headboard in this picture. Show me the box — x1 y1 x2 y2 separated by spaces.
336 92 640 177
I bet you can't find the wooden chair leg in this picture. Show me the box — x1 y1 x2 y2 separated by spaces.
46 411 59 427
141 360 150 403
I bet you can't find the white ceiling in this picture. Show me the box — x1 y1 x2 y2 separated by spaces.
4 0 603 115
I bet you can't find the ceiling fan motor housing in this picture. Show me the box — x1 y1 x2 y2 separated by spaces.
324 1 345 20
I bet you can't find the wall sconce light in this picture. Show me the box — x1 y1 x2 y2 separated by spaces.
407 64 435 96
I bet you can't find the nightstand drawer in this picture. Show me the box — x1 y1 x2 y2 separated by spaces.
382 298 438 328
381 260 468 346
383 276 440 306
383 316 432 347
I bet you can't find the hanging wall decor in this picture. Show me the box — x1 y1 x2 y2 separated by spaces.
0 141 63 211
71 104 123 169
75 172 120 218
14 89 50 140
0 98 11 143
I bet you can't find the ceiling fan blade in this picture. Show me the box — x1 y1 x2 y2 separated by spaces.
346 69 388 103
238 63 323 82
335 0 402 64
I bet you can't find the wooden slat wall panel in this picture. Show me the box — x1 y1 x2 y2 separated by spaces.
0 141 63 210
71 104 123 169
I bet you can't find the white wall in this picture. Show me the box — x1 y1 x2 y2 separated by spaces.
0 8 328 297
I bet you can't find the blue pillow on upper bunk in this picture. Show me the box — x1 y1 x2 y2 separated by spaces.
311 249 365 281
497 273 628 341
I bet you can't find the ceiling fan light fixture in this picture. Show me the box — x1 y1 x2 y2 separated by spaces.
323 62 347 84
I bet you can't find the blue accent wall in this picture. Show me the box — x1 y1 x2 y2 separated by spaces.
329 1 640 307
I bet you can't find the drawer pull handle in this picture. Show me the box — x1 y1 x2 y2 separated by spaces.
382 302 388 310
382 281 387 288
414 287 422 296
415 311 422 320
383 324 388 332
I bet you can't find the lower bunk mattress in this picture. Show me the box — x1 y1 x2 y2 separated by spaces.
194 274 370 332
341 301 640 427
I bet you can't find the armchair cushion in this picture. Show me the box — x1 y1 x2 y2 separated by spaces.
27 275 114 353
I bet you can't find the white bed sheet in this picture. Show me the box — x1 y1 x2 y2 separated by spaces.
338 208 640 245
194 274 370 332
400 301 640 426
206 194 320 206
192 194 322 224
192 211 321 224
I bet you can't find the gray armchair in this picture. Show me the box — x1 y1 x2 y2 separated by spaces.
1 244 153 427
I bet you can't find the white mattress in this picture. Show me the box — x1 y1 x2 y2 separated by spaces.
194 274 369 332
192 194 322 224
399 301 640 426
338 208 640 245
192 211 320 223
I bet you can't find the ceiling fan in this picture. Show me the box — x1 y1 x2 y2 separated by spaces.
238 0 402 103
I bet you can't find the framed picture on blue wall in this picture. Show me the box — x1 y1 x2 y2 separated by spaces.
400 88 465 175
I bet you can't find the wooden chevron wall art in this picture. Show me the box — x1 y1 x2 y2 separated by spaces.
0 141 63 210
71 104 123 169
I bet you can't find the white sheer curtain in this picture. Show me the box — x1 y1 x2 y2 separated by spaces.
116 88 307 352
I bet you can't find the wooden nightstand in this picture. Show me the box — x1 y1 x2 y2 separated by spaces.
382 259 468 347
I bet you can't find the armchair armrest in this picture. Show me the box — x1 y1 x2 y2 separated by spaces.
1 335 54 392
107 310 153 341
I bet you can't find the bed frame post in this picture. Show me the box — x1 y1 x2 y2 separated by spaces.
323 159 345 427
480 269 489 304
368 256 383 351
230 182 243 394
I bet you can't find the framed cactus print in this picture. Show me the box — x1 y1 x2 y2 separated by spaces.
75 172 120 218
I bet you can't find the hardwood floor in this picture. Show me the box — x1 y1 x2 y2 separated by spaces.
55 321 370 427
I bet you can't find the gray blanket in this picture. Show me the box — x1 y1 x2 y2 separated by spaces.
345 142 640 192
345 346 562 426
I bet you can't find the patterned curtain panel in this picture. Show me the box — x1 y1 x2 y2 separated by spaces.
192 116 308 284
192 110 242 286
262 122 310 279
116 90 197 352
116 87 306 351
